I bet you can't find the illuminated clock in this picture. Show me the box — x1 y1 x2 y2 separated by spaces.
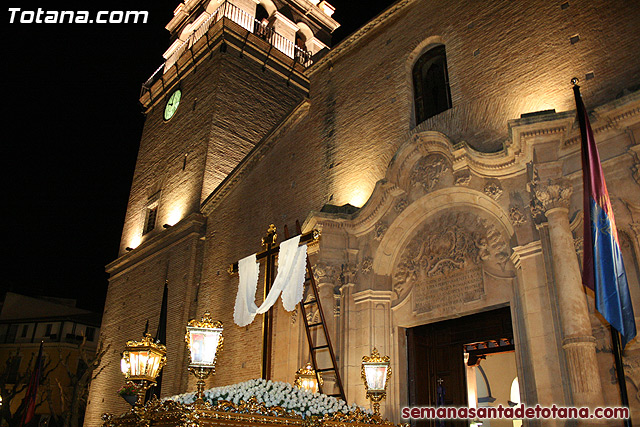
163 89 181 121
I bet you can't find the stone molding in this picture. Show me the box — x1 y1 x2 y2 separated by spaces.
107 212 206 277
352 290 395 305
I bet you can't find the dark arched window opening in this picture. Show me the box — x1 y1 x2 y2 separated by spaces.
413 45 452 124
254 5 272 39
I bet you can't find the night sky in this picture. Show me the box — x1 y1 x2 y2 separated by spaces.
3 0 394 312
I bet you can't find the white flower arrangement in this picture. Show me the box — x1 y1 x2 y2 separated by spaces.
165 378 371 419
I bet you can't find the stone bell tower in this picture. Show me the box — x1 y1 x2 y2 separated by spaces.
85 1 339 425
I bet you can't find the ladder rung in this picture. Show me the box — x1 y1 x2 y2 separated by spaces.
312 344 329 350
316 368 335 372
305 277 312 282
303 299 317 305
328 394 343 398
307 322 323 328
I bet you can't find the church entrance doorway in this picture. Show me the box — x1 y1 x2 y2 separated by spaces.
407 306 515 427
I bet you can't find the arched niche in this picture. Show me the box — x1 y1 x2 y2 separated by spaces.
256 0 277 17
295 21 314 50
372 187 516 326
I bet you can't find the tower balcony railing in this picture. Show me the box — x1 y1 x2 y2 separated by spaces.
143 1 312 89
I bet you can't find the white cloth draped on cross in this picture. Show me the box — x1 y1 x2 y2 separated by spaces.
233 235 307 327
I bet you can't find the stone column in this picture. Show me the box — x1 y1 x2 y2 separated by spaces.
535 181 604 408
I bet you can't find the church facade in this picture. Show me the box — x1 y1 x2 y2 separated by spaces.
85 0 640 425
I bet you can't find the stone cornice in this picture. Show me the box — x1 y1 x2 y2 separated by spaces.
307 0 415 75
352 289 395 304
106 212 206 276
510 241 543 269
289 0 340 33
201 99 311 215
562 91 640 149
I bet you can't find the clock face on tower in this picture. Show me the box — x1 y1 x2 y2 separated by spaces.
164 89 182 121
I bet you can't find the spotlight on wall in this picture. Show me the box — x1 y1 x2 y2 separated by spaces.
125 247 134 252
163 224 172 229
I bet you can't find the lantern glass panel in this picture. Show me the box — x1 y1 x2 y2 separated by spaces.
147 351 161 378
188 327 222 367
364 363 388 392
301 376 318 393
120 356 130 375
129 350 148 377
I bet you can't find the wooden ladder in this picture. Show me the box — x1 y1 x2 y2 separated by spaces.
285 220 346 401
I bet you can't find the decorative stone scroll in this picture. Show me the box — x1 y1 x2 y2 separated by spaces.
392 211 509 310
509 206 526 227
483 181 503 200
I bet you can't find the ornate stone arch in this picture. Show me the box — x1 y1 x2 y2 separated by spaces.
372 187 516 325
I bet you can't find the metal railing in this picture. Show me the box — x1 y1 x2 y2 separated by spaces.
144 1 312 89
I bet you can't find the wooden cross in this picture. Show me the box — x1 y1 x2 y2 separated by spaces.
229 223 319 380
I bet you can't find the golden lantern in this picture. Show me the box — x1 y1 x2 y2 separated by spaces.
185 311 224 403
294 362 323 393
121 333 167 406
361 348 391 416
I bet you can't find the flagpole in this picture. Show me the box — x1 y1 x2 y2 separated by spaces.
572 78 632 427
610 325 632 427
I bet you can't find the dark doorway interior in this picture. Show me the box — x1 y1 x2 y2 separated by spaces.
407 306 514 427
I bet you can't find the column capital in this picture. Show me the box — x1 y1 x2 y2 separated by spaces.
534 180 573 213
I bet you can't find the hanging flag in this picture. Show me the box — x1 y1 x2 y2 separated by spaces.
148 281 168 400
21 342 44 426
574 83 637 347
153 282 168 395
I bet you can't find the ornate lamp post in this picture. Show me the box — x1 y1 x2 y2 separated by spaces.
121 333 167 407
294 362 323 393
361 348 391 416
185 311 224 404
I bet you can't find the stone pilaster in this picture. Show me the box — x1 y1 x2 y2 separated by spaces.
535 181 604 409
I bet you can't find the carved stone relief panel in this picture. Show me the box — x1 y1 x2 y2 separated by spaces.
392 211 512 315
410 154 450 192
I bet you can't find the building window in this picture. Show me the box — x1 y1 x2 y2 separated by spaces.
412 45 452 124
144 206 158 234
85 327 95 341
21 325 29 338
45 324 52 336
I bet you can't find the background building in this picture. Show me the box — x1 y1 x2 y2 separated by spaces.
86 0 640 425
0 293 101 426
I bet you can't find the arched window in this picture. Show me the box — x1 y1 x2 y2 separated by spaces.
412 45 452 124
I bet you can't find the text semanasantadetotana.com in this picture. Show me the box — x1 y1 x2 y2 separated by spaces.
8 8 148 24
402 405 630 420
